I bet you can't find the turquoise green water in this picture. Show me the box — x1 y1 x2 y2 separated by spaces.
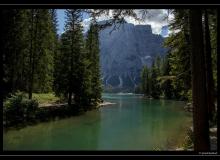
3 93 192 150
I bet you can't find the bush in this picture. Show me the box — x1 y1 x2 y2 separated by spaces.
3 92 38 127
187 89 192 102
183 127 194 150
25 98 38 121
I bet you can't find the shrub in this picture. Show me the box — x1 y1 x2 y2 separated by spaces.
24 98 38 121
187 89 192 102
3 92 38 127
183 127 194 150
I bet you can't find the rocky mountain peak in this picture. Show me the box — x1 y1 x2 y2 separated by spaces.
98 21 167 92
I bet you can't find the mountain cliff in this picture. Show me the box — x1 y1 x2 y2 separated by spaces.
98 21 167 92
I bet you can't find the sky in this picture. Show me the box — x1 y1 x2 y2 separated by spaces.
56 9 173 37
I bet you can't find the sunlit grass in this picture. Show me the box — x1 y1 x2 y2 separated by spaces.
32 93 60 105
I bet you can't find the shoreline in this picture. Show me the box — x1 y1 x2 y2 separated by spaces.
98 101 116 107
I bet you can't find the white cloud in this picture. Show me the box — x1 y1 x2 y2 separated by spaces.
125 9 173 35
82 9 174 36
81 17 92 33
82 10 113 33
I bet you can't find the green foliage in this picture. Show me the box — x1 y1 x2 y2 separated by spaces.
53 10 102 109
53 31 70 97
207 9 218 93
2 9 58 99
141 55 166 99
140 58 162 99
182 128 194 150
187 89 192 102
3 92 80 128
53 9 85 107
159 55 174 99
2 9 30 96
3 92 39 127
85 23 103 103
32 93 60 104
29 9 56 94
163 9 192 101
150 62 161 99
140 48 192 100
141 65 151 96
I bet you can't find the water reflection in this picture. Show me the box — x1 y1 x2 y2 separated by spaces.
3 93 192 150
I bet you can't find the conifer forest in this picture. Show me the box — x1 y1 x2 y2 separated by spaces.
2 9 219 151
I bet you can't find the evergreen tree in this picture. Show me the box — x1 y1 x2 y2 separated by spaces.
27 9 55 98
141 66 150 96
155 56 162 75
161 55 173 99
85 23 102 104
164 9 191 100
150 61 161 99
66 9 85 106
2 9 29 97
53 31 71 98
54 9 87 107
34 9 55 93
2 9 56 99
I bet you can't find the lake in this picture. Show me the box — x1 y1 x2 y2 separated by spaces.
3 93 192 150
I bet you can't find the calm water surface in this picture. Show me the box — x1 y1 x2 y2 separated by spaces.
3 93 192 150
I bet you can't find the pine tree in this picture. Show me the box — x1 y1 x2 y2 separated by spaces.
141 66 150 96
161 55 173 99
2 9 56 99
141 66 147 95
164 9 191 100
27 9 55 98
2 9 29 97
150 61 160 99
155 56 162 75
85 23 102 105
53 31 71 98
65 9 84 106
54 9 86 107
34 9 55 93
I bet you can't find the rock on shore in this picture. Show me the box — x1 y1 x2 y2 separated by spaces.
99 102 116 107
184 103 193 112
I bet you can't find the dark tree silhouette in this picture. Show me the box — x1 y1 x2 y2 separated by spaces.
204 10 215 121
189 9 210 151
217 9 220 153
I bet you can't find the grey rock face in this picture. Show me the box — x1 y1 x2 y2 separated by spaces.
99 22 167 92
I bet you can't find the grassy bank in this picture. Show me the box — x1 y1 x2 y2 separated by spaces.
3 92 97 130
31 93 60 105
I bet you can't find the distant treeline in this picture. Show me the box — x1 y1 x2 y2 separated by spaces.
140 10 218 103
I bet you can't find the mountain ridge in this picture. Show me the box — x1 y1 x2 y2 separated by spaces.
98 22 167 92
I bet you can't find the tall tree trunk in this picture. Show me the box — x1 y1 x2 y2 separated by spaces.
68 92 72 106
68 49 73 106
68 14 75 106
1 10 3 99
204 10 215 121
217 8 220 153
183 12 191 92
189 9 210 151
28 10 34 99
